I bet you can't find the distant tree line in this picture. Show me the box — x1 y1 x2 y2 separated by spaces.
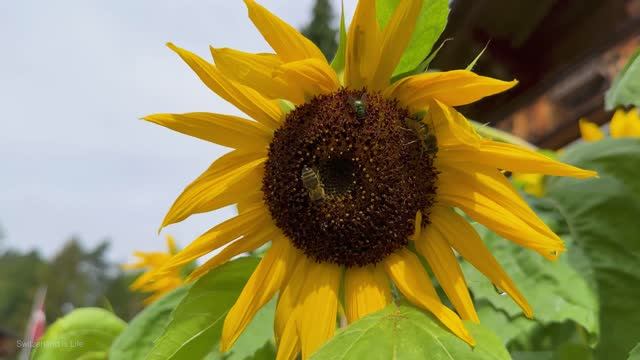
0 237 144 350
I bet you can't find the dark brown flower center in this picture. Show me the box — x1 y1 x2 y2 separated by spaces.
262 89 438 267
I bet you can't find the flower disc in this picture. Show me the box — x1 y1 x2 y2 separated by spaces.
263 89 438 266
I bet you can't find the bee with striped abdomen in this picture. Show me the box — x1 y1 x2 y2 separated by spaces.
404 112 438 155
301 166 326 201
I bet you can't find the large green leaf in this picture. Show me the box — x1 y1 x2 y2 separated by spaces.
145 257 259 360
546 138 640 360
475 303 537 345
376 0 449 76
224 298 276 360
110 286 190 360
311 304 510 360
461 226 599 341
605 48 640 110
629 343 640 360
32 308 126 360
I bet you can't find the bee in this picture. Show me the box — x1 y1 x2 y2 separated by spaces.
351 93 368 121
404 112 438 155
301 166 326 201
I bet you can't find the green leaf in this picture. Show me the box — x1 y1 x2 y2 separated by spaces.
629 343 640 360
475 303 537 345
32 308 126 360
376 0 449 76
554 343 594 360
546 138 640 360
224 298 276 360
110 285 190 360
605 48 640 110
311 304 510 360
461 226 599 342
330 1 347 75
390 38 451 83
247 342 277 360
511 351 553 360
76 352 108 360
145 257 259 360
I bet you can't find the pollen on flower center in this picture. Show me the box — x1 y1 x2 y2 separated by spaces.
262 89 439 267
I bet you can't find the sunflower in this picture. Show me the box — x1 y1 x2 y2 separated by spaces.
144 0 596 358
579 108 640 141
123 235 183 305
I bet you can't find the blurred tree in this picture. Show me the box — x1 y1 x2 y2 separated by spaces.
0 250 47 335
0 237 143 341
103 270 144 321
43 239 114 320
301 0 338 60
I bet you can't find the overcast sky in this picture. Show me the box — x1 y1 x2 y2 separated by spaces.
0 0 358 263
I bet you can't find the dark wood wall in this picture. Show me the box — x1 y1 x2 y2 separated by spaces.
433 0 640 148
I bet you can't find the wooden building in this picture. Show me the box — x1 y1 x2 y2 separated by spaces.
432 0 640 148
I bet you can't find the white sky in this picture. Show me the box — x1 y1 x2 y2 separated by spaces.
0 0 357 263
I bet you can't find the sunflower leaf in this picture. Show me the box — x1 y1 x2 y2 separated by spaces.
461 226 599 344
605 48 640 110
546 138 640 360
311 304 510 360
223 298 275 360
32 308 126 360
145 257 259 360
376 0 449 77
110 285 190 360
629 343 640 360
475 302 537 345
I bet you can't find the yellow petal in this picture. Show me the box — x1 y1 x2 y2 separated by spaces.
276 315 301 360
385 70 518 109
428 99 482 148
160 206 272 274
345 0 380 89
297 261 341 358
275 59 340 101
143 112 272 151
344 265 391 323
412 210 423 240
236 192 265 215
370 0 424 90
440 164 559 239
434 107 596 178
430 206 533 317
512 173 545 197
166 235 178 255
210 47 304 103
611 109 640 138
415 228 479 322
167 42 282 129
221 239 297 351
161 151 265 228
437 165 565 260
243 0 325 62
275 254 308 344
579 119 605 142
186 226 279 282
383 248 475 345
